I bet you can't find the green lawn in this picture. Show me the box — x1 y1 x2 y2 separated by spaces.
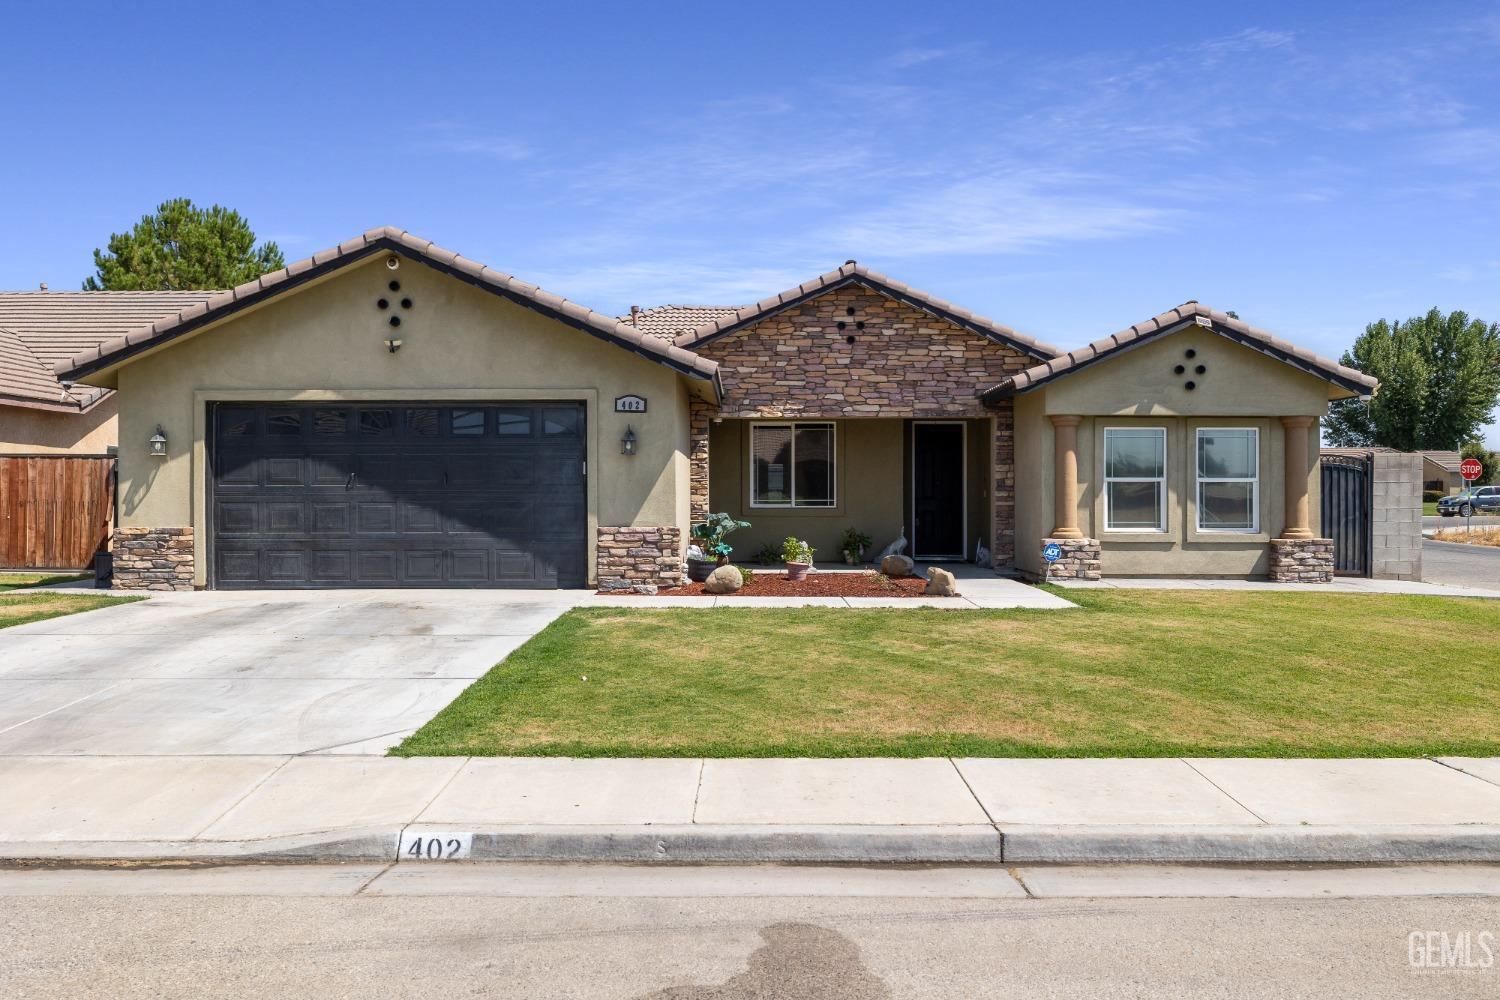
0 572 91 593
394 590 1500 759
0 592 141 629
1425 501 1439 516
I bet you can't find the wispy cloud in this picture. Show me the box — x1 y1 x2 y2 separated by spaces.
822 172 1174 257
888 43 980 69
414 123 532 161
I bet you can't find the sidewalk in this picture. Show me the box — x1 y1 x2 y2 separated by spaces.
1053 576 1500 598
7 755 1500 865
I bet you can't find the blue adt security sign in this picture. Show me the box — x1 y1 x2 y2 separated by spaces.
1042 543 1063 563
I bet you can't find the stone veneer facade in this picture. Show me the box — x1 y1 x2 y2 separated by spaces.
1267 537 1335 583
689 283 1035 569
112 527 195 591
1037 537 1102 581
687 398 712 523
596 526 682 593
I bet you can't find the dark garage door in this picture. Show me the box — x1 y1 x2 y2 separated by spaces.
210 402 586 589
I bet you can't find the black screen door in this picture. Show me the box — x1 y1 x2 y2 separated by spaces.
912 423 965 558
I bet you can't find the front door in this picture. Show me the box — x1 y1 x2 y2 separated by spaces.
912 422 965 559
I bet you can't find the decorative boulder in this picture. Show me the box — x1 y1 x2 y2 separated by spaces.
924 566 957 596
704 564 745 594
881 554 915 578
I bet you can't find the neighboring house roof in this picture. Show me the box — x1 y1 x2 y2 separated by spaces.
0 290 217 412
622 305 747 341
671 262 1062 360
56 227 722 390
981 301 1380 401
1421 451 1464 472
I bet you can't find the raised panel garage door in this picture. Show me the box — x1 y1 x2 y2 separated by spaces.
210 403 586 588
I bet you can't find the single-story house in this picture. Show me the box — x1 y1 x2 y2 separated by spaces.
1420 451 1465 494
0 291 216 453
52 226 1378 591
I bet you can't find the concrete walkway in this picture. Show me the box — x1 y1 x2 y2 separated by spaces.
1053 576 1500 598
7 755 1500 864
0 589 585 755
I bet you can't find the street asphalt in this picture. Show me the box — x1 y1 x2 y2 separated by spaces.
1422 524 1500 591
2 864 1498 998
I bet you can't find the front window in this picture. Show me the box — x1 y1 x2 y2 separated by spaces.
1197 427 1259 532
1104 427 1166 531
751 423 835 507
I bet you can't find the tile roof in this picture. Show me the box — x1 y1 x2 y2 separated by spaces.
56 227 722 390
622 304 747 341
980 301 1380 401
671 262 1062 360
0 291 217 411
1422 451 1464 471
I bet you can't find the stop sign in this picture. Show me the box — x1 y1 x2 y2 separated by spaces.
1461 457 1484 481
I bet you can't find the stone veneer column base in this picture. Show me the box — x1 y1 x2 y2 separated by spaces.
112 527 195 591
1268 537 1335 583
1039 537 1102 581
596 527 682 594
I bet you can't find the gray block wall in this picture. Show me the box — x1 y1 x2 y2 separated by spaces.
1370 452 1422 580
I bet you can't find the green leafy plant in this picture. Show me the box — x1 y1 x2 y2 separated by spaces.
781 536 815 565
755 543 782 566
839 527 873 561
690 512 751 562
737 566 755 586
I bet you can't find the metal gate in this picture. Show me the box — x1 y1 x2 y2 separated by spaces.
1320 453 1371 576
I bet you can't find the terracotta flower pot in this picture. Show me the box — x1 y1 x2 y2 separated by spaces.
786 561 811 581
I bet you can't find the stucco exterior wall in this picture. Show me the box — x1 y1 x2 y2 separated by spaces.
108 256 693 586
1014 329 1332 578
708 418 907 563
0 396 117 454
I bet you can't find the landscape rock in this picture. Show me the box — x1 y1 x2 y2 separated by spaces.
924 566 957 596
881 554 915 578
704 564 745 594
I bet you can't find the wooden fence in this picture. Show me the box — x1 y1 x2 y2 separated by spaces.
0 455 115 570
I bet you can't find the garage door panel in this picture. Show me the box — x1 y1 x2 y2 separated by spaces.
213 402 585 589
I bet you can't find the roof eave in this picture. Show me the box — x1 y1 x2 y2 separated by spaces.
56 231 720 385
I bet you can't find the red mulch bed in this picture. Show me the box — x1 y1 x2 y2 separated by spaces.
601 571 946 598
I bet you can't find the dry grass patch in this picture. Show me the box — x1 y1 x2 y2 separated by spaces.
0 592 141 629
1433 527 1500 547
395 589 1500 759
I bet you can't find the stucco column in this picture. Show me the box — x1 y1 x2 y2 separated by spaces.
1280 415 1315 539
1049 414 1084 539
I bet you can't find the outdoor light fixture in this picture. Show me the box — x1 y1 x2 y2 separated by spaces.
148 426 168 458
621 425 637 456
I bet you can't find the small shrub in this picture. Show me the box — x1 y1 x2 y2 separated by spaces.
839 527 873 561
781 536 815 564
1424 489 1447 503
755 543 782 566
737 566 755 586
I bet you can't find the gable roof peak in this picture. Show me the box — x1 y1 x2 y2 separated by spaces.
672 261 1061 359
55 226 721 390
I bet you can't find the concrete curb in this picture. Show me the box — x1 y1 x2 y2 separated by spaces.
11 825 1500 865
444 825 1006 863
1001 825 1500 864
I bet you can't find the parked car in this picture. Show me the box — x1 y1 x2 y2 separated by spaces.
1436 486 1500 517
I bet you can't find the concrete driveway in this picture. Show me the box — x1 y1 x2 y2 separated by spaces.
0 590 582 755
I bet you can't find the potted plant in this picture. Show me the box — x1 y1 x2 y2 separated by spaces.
687 512 751 583
781 536 815 581
839 527 872 565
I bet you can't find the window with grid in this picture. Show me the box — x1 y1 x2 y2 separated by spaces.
750 423 835 507
1104 427 1166 531
1197 427 1259 532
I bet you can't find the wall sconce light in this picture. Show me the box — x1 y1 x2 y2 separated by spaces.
621 425 637 456
148 426 168 458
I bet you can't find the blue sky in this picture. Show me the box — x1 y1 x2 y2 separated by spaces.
4 1 1498 442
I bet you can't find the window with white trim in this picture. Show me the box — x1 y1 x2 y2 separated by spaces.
750 423 835 507
1197 427 1259 532
1103 427 1166 531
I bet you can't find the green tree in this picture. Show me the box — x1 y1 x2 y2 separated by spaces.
1462 441 1498 486
84 198 284 290
1324 309 1500 450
